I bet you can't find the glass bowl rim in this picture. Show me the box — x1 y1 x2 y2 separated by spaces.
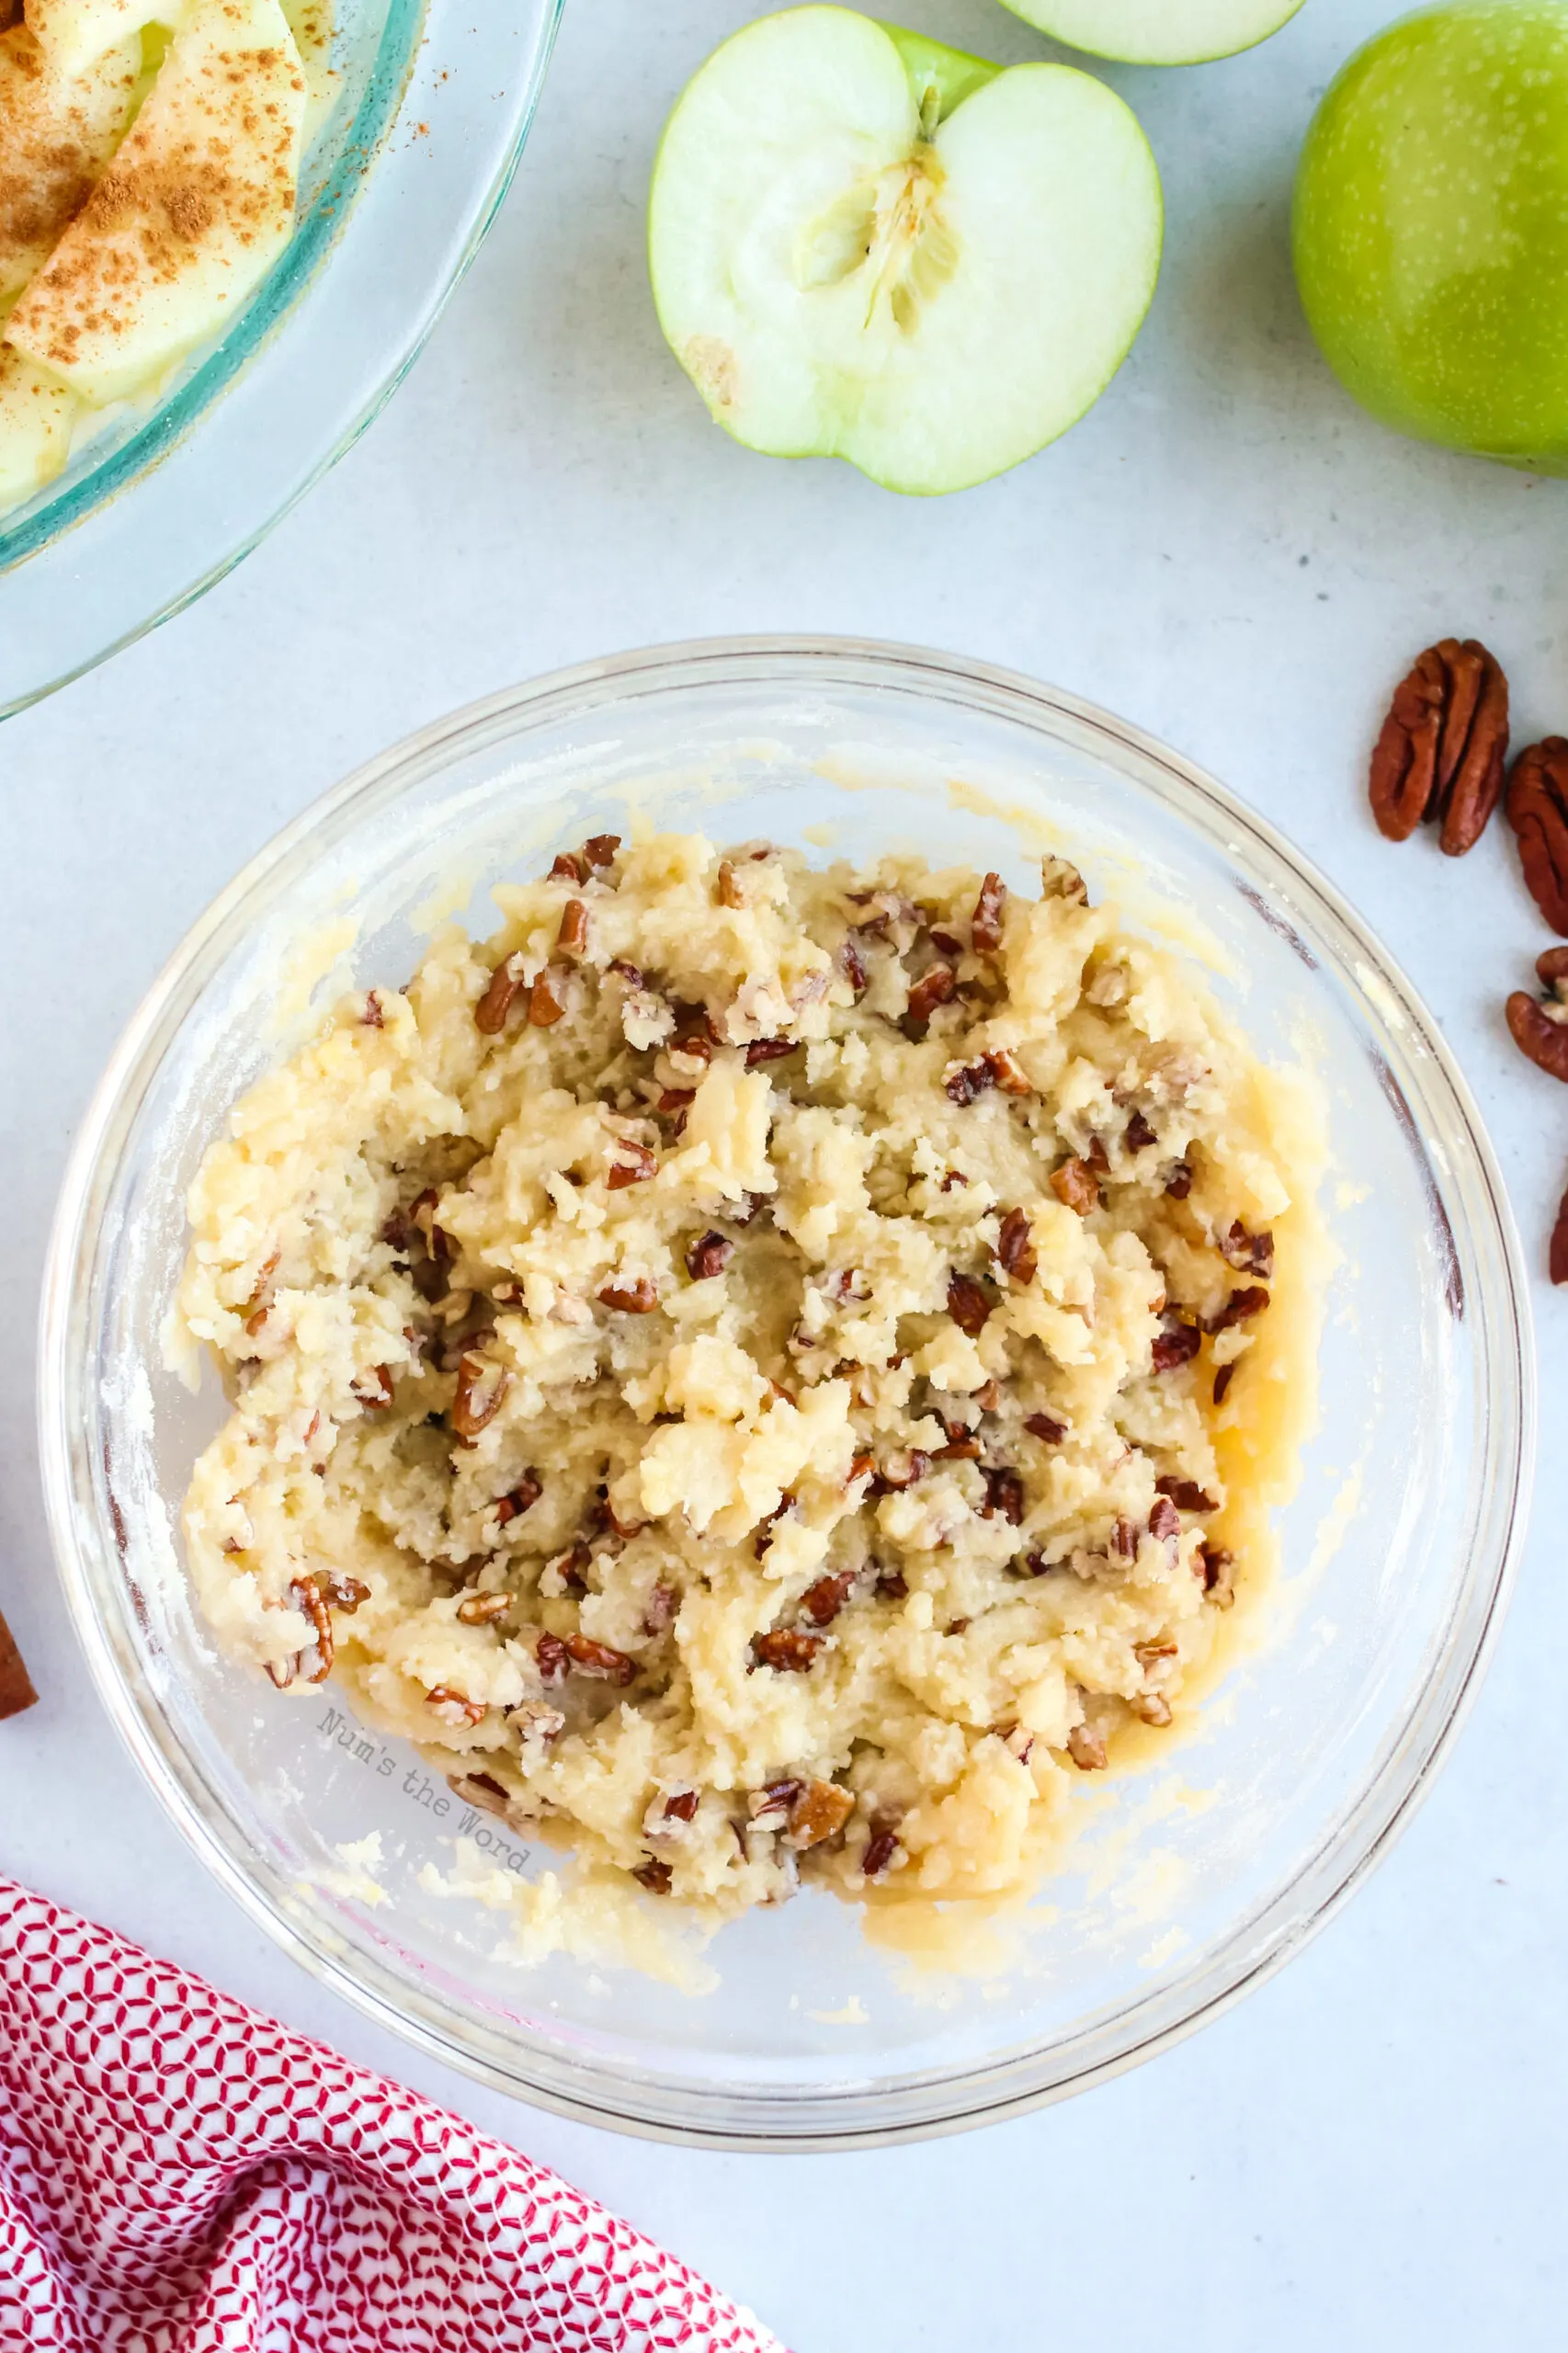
38 633 1539 2147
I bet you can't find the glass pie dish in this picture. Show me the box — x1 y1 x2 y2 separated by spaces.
0 0 562 722
40 637 1536 2148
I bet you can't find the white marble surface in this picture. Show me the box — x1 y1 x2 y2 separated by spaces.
4 1 1566 2343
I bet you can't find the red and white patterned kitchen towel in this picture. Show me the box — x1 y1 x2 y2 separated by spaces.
0 1877 783 2353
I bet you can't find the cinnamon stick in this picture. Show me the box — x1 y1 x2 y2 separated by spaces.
0 1609 37 1719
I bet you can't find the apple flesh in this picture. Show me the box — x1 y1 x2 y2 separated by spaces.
1294 2 1568 472
0 17 141 305
6 0 308 408
995 0 1303 67
0 341 75 505
648 4 1162 495
25 0 189 81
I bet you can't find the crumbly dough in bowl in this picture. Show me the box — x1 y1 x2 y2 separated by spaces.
176 829 1320 1968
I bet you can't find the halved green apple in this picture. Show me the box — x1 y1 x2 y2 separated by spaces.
997 0 1305 67
648 6 1162 495
5 0 307 408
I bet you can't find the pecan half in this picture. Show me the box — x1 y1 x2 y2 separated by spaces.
1220 1220 1274 1279
319 1572 370 1612
947 1270 993 1335
448 1770 509 1815
685 1230 733 1281
985 1046 1032 1096
1506 950 1568 1080
748 1778 803 1829
1207 1284 1270 1333
1198 1542 1235 1606
452 1353 509 1439
556 899 589 961
860 1826 901 1879
548 1547 592 1600
607 1141 656 1188
528 969 567 1027
1051 1157 1100 1216
945 1059 994 1106
996 1208 1037 1284
583 833 621 867
475 953 527 1034
1155 1476 1218 1512
0 1610 37 1720
663 1789 700 1824
494 1473 542 1523
426 1686 487 1727
290 1575 334 1682
1552 1180 1568 1286
875 1448 931 1491
457 1591 512 1627
1025 1411 1065 1444
752 1629 824 1673
1067 1723 1108 1771
1147 1496 1180 1546
1151 1319 1201 1373
788 1779 856 1850
981 1466 1025 1525
598 1277 658 1313
1506 739 1568 931
745 1037 798 1067
903 961 956 1033
564 1633 637 1684
800 1570 854 1627
549 851 585 882
971 872 1006 952
1369 639 1508 853
642 1582 679 1635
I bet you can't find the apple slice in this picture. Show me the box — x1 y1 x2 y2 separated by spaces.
279 0 342 146
25 0 193 80
648 5 1162 496
0 19 142 303
996 0 1304 67
0 340 76 505
5 0 307 408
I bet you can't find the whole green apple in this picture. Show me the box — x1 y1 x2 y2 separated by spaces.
1293 1 1568 472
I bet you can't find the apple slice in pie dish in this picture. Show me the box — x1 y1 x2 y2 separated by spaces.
0 0 338 504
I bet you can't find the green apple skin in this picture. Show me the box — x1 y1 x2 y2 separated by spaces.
1293 2 1568 473
998 0 1304 68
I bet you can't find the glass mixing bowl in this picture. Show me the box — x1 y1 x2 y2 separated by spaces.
40 638 1535 2148
0 0 562 721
